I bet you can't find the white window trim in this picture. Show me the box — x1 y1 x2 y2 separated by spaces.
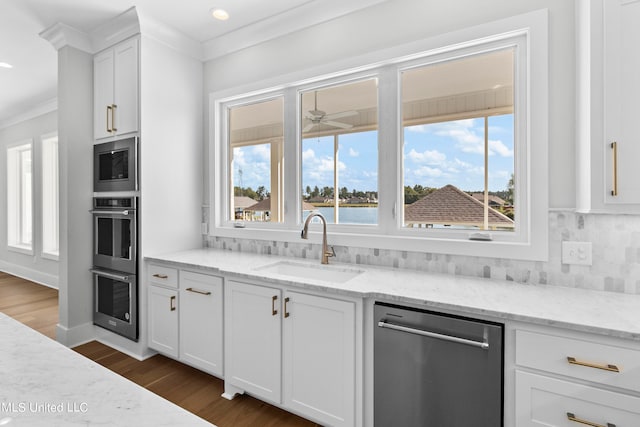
7 139 34 255
41 131 59 260
209 9 548 261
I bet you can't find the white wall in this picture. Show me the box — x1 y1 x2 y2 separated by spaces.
203 0 576 209
0 110 59 287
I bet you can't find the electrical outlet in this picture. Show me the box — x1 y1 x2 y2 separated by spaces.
561 241 592 266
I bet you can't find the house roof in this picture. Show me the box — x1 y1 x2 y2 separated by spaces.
404 184 514 228
234 196 258 209
470 192 507 206
246 198 315 212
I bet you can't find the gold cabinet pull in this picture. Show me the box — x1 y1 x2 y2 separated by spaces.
271 295 278 316
567 412 616 427
111 104 117 132
170 295 176 311
152 273 168 279
611 141 618 196
284 297 290 318
186 287 211 296
106 105 112 133
567 356 620 373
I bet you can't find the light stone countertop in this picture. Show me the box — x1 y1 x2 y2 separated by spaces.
146 248 640 341
0 312 215 427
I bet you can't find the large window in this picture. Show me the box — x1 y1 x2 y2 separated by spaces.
7 142 33 252
211 11 548 260
401 49 515 232
42 133 59 257
228 97 284 222
301 79 378 224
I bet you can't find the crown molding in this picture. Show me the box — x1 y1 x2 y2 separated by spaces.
0 98 58 130
39 23 91 53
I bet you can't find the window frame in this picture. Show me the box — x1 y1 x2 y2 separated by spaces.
41 132 59 259
7 140 34 255
209 10 548 261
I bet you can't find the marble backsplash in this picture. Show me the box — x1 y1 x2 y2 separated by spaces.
204 210 640 295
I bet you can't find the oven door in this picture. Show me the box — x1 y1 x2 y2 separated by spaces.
92 208 137 274
92 269 138 341
94 137 138 192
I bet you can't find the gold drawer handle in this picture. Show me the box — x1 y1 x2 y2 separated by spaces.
611 141 618 196
153 273 169 279
567 357 620 373
170 295 176 311
271 295 278 316
186 287 211 296
567 412 616 427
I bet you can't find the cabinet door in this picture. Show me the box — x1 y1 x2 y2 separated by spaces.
179 271 223 377
93 49 114 139
113 38 139 137
225 280 282 403
148 285 178 358
604 0 640 204
283 291 355 427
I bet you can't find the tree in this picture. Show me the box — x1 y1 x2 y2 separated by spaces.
305 185 312 197
404 186 419 204
256 186 266 200
339 187 349 199
311 186 320 198
506 173 514 205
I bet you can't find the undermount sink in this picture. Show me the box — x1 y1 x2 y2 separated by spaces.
254 260 363 284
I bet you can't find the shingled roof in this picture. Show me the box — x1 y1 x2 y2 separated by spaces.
405 184 514 229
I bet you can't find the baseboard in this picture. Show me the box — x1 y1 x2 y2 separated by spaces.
56 322 96 347
0 261 59 289
95 328 157 361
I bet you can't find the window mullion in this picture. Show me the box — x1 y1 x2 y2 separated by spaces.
283 87 299 226
377 66 400 234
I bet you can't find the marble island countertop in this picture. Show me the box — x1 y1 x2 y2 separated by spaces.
146 248 640 341
0 312 215 427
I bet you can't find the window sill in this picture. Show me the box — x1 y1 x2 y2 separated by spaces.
41 251 60 261
7 245 34 256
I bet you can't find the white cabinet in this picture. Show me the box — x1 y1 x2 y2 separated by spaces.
147 264 224 377
94 37 139 140
514 328 640 426
224 280 359 427
148 284 178 358
603 0 640 205
283 291 355 427
179 271 223 377
224 280 282 403
577 0 640 212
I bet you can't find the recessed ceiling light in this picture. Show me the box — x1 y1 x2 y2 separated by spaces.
211 8 229 21
0 62 13 69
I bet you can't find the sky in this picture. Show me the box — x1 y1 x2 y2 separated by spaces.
233 114 514 194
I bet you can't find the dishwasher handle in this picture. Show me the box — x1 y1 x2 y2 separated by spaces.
378 320 490 350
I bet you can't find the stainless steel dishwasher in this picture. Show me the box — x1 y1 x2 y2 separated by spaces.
374 302 503 427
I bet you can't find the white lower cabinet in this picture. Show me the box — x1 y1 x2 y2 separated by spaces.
148 284 178 358
224 279 358 427
283 291 355 427
224 280 282 403
147 264 223 376
514 328 640 426
179 271 223 376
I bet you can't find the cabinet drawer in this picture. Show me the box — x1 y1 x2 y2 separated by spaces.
516 330 640 393
148 264 178 288
516 370 640 427
180 270 223 289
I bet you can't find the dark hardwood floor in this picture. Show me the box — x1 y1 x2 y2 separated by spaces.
0 271 320 427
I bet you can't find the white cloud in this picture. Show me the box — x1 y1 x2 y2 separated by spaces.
302 148 316 161
348 147 359 157
488 139 513 157
406 148 446 165
414 166 444 178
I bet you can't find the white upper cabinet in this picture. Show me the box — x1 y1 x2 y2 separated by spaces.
603 0 640 205
578 0 640 212
94 37 139 140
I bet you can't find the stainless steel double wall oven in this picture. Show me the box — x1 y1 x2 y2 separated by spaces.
91 137 139 341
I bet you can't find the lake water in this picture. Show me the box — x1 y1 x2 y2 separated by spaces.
304 207 378 225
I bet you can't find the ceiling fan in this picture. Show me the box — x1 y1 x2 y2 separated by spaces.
302 91 358 133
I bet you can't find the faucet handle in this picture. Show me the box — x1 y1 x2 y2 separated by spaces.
327 246 336 258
